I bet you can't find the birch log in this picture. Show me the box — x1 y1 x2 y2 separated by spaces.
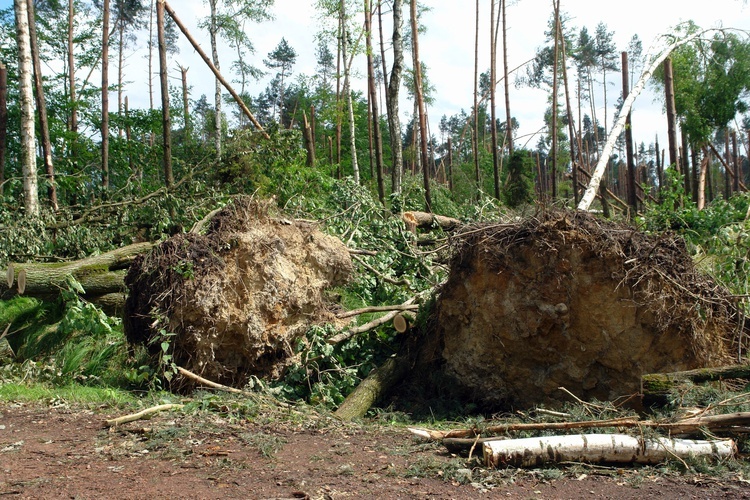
483 434 736 468
577 30 707 211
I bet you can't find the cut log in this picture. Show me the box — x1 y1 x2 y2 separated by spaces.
642 364 750 406
333 355 409 421
402 211 461 231
1 242 152 301
483 434 736 468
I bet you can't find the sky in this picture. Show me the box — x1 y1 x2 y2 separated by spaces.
3 0 750 152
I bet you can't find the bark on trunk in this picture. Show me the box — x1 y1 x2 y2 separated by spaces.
642 363 750 405
483 434 736 468
157 0 173 188
14 0 39 217
1 242 153 301
489 0 500 200
409 0 431 211
333 355 409 421
68 0 77 136
385 0 404 194
501 0 512 156
101 0 110 190
402 211 461 231
365 0 385 203
0 62 6 196
340 0 359 184
163 1 268 139
622 52 636 214
209 0 222 157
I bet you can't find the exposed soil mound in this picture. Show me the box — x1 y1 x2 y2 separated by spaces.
416 210 743 410
124 197 352 388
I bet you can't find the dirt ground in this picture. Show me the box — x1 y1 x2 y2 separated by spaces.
2 402 750 499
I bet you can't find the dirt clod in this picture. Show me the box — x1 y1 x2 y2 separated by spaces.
416 210 744 410
124 197 353 388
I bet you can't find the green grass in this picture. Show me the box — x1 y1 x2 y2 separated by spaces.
0 381 137 407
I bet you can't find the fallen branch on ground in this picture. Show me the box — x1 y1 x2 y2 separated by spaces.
333 356 410 421
409 412 750 447
177 366 246 395
104 404 184 427
336 303 419 319
483 434 736 468
402 211 461 231
327 297 418 345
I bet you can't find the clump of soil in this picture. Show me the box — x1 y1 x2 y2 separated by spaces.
413 209 744 410
124 197 353 388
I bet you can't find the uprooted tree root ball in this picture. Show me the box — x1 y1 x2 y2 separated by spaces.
124 197 353 390
408 209 747 410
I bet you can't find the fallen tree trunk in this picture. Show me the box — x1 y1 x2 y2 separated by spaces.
333 355 409 421
642 364 750 406
483 434 736 468
402 211 461 232
1 242 153 301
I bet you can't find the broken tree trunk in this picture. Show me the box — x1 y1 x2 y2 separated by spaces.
642 364 750 406
402 211 461 232
483 434 736 468
1 242 152 308
333 355 409 421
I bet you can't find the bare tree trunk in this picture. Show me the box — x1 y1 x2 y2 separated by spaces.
732 129 739 192
501 0 513 156
14 0 39 217
490 0 500 200
655 135 663 196
664 58 678 171
157 0 173 188
125 96 134 178
409 0 430 211
550 0 560 199
622 52 636 214
560 19 579 205
335 12 342 177
681 128 691 202
208 0 222 158
27 0 57 211
117 18 124 136
387 0 404 194
365 0 385 203
725 130 731 199
0 63 6 196
698 147 708 210
472 0 480 193
101 0 110 190
340 0 359 183
68 0 78 136
180 65 190 144
148 0 154 111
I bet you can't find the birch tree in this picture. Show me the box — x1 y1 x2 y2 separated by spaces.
387 0 404 194
14 0 39 216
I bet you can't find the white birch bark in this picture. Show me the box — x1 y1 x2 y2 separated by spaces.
577 30 706 211
484 434 736 468
14 0 38 217
340 0 359 184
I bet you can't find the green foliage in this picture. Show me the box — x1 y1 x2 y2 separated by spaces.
502 150 536 208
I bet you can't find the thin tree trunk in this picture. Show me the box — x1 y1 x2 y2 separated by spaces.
101 0 110 190
550 0 560 199
340 0 359 184
387 0 404 194
68 0 78 136
0 63 6 196
472 0 480 193
209 0 222 157
163 1 268 139
335 10 342 177
410 0 431 211
622 52 636 214
681 129 691 202
664 58 678 171
447 136 453 192
501 0 513 156
655 136 663 196
148 0 154 111
125 96 134 178
698 147 708 210
691 137 699 202
560 18 579 205
490 0 500 199
732 129 739 192
27 0 57 211
725 131 732 199
180 65 190 143
157 0 173 188
118 18 124 136
365 0 385 203
15 0 39 217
